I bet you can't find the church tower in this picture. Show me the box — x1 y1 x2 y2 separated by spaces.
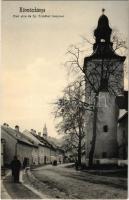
83 10 126 162
43 124 48 139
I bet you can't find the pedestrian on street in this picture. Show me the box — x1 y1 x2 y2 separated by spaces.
22 157 28 173
11 156 21 183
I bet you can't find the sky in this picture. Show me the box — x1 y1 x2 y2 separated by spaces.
1 1 128 138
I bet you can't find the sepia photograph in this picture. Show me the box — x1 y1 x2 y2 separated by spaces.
1 0 128 199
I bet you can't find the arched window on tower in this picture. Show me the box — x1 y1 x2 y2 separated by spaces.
103 125 108 132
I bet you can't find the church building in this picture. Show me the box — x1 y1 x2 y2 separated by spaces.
83 10 126 164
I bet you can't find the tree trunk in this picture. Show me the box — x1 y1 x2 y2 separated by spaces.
78 136 82 166
88 95 98 168
77 105 82 167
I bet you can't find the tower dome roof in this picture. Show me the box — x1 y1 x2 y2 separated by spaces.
94 10 112 43
83 9 126 72
97 14 109 28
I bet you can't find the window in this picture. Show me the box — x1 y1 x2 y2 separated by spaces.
103 125 108 132
102 152 107 158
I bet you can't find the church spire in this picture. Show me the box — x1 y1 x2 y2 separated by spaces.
94 9 112 44
90 9 123 59
83 9 126 71
43 124 48 138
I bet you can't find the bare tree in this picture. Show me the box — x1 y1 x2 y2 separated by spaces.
54 80 89 166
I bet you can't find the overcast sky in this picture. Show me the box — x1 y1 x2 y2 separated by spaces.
1 1 128 138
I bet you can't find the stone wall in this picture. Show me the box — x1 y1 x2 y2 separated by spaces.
85 92 119 159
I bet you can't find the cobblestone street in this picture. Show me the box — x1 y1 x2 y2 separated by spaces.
1 164 127 199
31 164 127 199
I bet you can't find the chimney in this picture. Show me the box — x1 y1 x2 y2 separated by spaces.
30 129 36 135
15 125 19 132
3 123 9 128
38 132 41 136
30 129 34 133
43 133 47 139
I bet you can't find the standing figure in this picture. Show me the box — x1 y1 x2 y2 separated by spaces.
11 156 21 183
23 157 28 170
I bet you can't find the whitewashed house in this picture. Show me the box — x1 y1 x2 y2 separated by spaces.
1 124 37 166
1 123 65 167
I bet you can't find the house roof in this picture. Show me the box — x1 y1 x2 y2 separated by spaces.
1 125 63 151
23 130 44 146
1 126 37 147
31 132 56 150
31 133 50 147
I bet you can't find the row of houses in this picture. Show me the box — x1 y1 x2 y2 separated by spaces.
1 124 64 168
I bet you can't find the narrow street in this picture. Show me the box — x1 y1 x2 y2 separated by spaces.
28 165 127 199
1 164 127 199
1 169 51 199
31 164 127 199
1 171 43 199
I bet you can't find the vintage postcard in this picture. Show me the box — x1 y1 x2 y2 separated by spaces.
1 0 128 199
